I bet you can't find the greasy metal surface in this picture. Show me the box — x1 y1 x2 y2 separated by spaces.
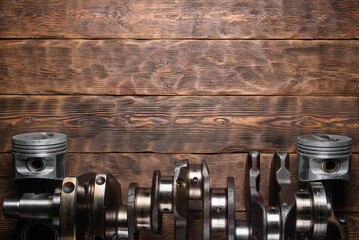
135 187 152 231
210 188 227 232
227 177 236 240
159 174 173 213
325 182 348 240
3 193 53 220
116 205 129 239
266 207 281 240
60 177 78 240
76 173 96 239
93 174 107 239
296 182 329 240
328 203 348 240
269 152 296 240
104 174 123 240
51 187 62 228
202 160 211 240
20 221 60 240
128 182 139 240
173 159 189 240
188 164 203 200
245 151 266 240
295 190 313 233
151 170 162 234
235 220 250 240
309 182 328 239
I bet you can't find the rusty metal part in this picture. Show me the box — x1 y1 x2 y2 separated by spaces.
159 174 173 213
296 189 313 233
2 187 62 237
173 159 189 240
135 187 152 231
60 177 78 240
269 152 296 240
210 188 227 232
325 182 348 240
204 162 235 240
227 177 236 240
151 170 163 234
3 146 354 240
116 205 129 239
104 174 124 240
188 164 203 200
329 216 348 240
51 187 62 227
245 151 266 240
296 182 329 240
93 174 107 239
235 220 250 240
3 192 59 222
76 173 96 239
310 182 328 239
266 207 281 240
203 160 211 240
128 182 139 240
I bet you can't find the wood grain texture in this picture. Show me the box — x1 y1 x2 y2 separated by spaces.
1 0 358 238
0 0 359 39
1 40 359 95
0 95 358 153
0 153 358 239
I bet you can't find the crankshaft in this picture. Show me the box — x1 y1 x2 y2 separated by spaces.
2 133 352 240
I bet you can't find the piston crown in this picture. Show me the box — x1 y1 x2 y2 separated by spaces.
297 134 351 148
13 133 67 146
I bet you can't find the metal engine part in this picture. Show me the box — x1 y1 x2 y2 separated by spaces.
12 132 67 180
297 134 352 182
4 132 67 240
242 151 282 240
269 152 296 240
2 133 353 240
295 182 329 240
296 134 351 240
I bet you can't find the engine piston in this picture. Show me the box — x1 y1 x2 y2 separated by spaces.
12 132 67 180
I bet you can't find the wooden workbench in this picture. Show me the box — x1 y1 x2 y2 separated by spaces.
0 1 358 239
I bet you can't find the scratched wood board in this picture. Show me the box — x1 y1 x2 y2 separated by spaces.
0 0 358 239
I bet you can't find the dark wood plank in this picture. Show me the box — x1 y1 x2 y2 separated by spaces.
1 40 359 95
0 153 358 239
0 95 358 153
0 1 358 39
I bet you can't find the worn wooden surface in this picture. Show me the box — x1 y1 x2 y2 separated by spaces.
1 40 359 95
1 0 359 239
1 0 359 39
0 95 358 154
